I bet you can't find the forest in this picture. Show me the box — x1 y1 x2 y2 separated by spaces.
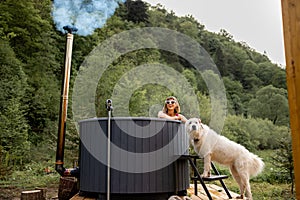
0 0 294 199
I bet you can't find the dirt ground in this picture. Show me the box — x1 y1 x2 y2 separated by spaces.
0 186 59 200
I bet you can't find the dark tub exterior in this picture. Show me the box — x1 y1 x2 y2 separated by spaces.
79 117 189 199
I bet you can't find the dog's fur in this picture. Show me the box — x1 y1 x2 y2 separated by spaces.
186 118 264 200
168 195 192 200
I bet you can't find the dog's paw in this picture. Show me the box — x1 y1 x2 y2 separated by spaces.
236 194 244 199
201 171 211 178
201 175 210 178
201 173 210 178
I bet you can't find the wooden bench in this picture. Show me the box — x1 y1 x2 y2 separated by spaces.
181 155 232 200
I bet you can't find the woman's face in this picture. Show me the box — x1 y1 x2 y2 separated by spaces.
165 98 177 110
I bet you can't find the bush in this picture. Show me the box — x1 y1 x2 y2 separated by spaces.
222 115 289 151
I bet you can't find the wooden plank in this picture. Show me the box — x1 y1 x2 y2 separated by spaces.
70 193 96 200
202 175 228 181
187 184 239 200
281 0 300 199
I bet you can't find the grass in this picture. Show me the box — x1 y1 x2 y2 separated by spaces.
211 176 295 200
0 160 60 199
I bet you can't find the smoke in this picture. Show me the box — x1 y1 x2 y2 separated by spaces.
52 0 126 36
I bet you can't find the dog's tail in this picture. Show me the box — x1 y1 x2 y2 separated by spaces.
248 153 265 177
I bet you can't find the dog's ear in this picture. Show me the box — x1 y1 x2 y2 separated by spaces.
198 118 201 124
198 118 204 129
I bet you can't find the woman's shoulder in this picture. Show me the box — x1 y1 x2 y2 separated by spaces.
178 113 186 117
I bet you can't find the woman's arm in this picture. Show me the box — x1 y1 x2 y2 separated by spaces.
177 114 187 123
158 111 187 123
158 111 174 119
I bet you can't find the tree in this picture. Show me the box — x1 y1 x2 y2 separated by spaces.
219 29 233 42
271 67 287 89
272 132 294 193
241 60 262 91
247 85 289 126
147 4 168 27
182 69 197 90
177 16 201 39
222 115 257 151
227 46 249 81
223 77 245 115
0 39 30 170
256 62 275 86
121 0 149 24
196 92 211 124
1 0 63 144
222 115 287 151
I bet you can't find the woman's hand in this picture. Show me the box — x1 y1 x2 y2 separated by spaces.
175 114 187 123
174 115 181 120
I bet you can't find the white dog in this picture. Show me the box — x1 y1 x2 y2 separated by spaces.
185 118 264 200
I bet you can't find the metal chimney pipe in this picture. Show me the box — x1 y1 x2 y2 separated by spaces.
55 29 75 176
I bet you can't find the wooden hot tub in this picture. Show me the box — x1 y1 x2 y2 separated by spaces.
79 117 189 200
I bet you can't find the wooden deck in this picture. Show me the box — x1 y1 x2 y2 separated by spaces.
70 194 96 200
69 184 241 200
187 184 241 200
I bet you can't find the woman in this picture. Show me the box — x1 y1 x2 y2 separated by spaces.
159 96 188 198
158 96 187 123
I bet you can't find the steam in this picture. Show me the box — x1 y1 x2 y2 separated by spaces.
52 0 126 36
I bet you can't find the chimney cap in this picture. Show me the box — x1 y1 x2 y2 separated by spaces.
63 25 78 34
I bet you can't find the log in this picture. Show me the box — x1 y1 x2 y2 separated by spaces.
58 177 78 200
35 187 47 200
21 190 42 200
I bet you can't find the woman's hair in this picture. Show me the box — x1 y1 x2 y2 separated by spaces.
162 96 181 114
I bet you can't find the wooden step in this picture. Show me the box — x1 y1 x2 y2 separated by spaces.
187 184 240 200
191 175 229 181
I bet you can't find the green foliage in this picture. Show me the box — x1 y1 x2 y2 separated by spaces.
177 16 202 39
129 84 171 117
196 92 211 123
241 60 262 91
223 77 244 115
121 0 149 24
0 39 30 173
182 69 197 90
248 85 289 126
257 62 287 89
1 0 52 62
0 160 60 188
272 133 294 187
96 64 134 117
0 146 12 180
222 115 289 151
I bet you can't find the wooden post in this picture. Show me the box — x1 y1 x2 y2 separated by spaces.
281 0 300 198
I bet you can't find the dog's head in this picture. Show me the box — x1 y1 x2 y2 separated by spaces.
185 118 204 144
